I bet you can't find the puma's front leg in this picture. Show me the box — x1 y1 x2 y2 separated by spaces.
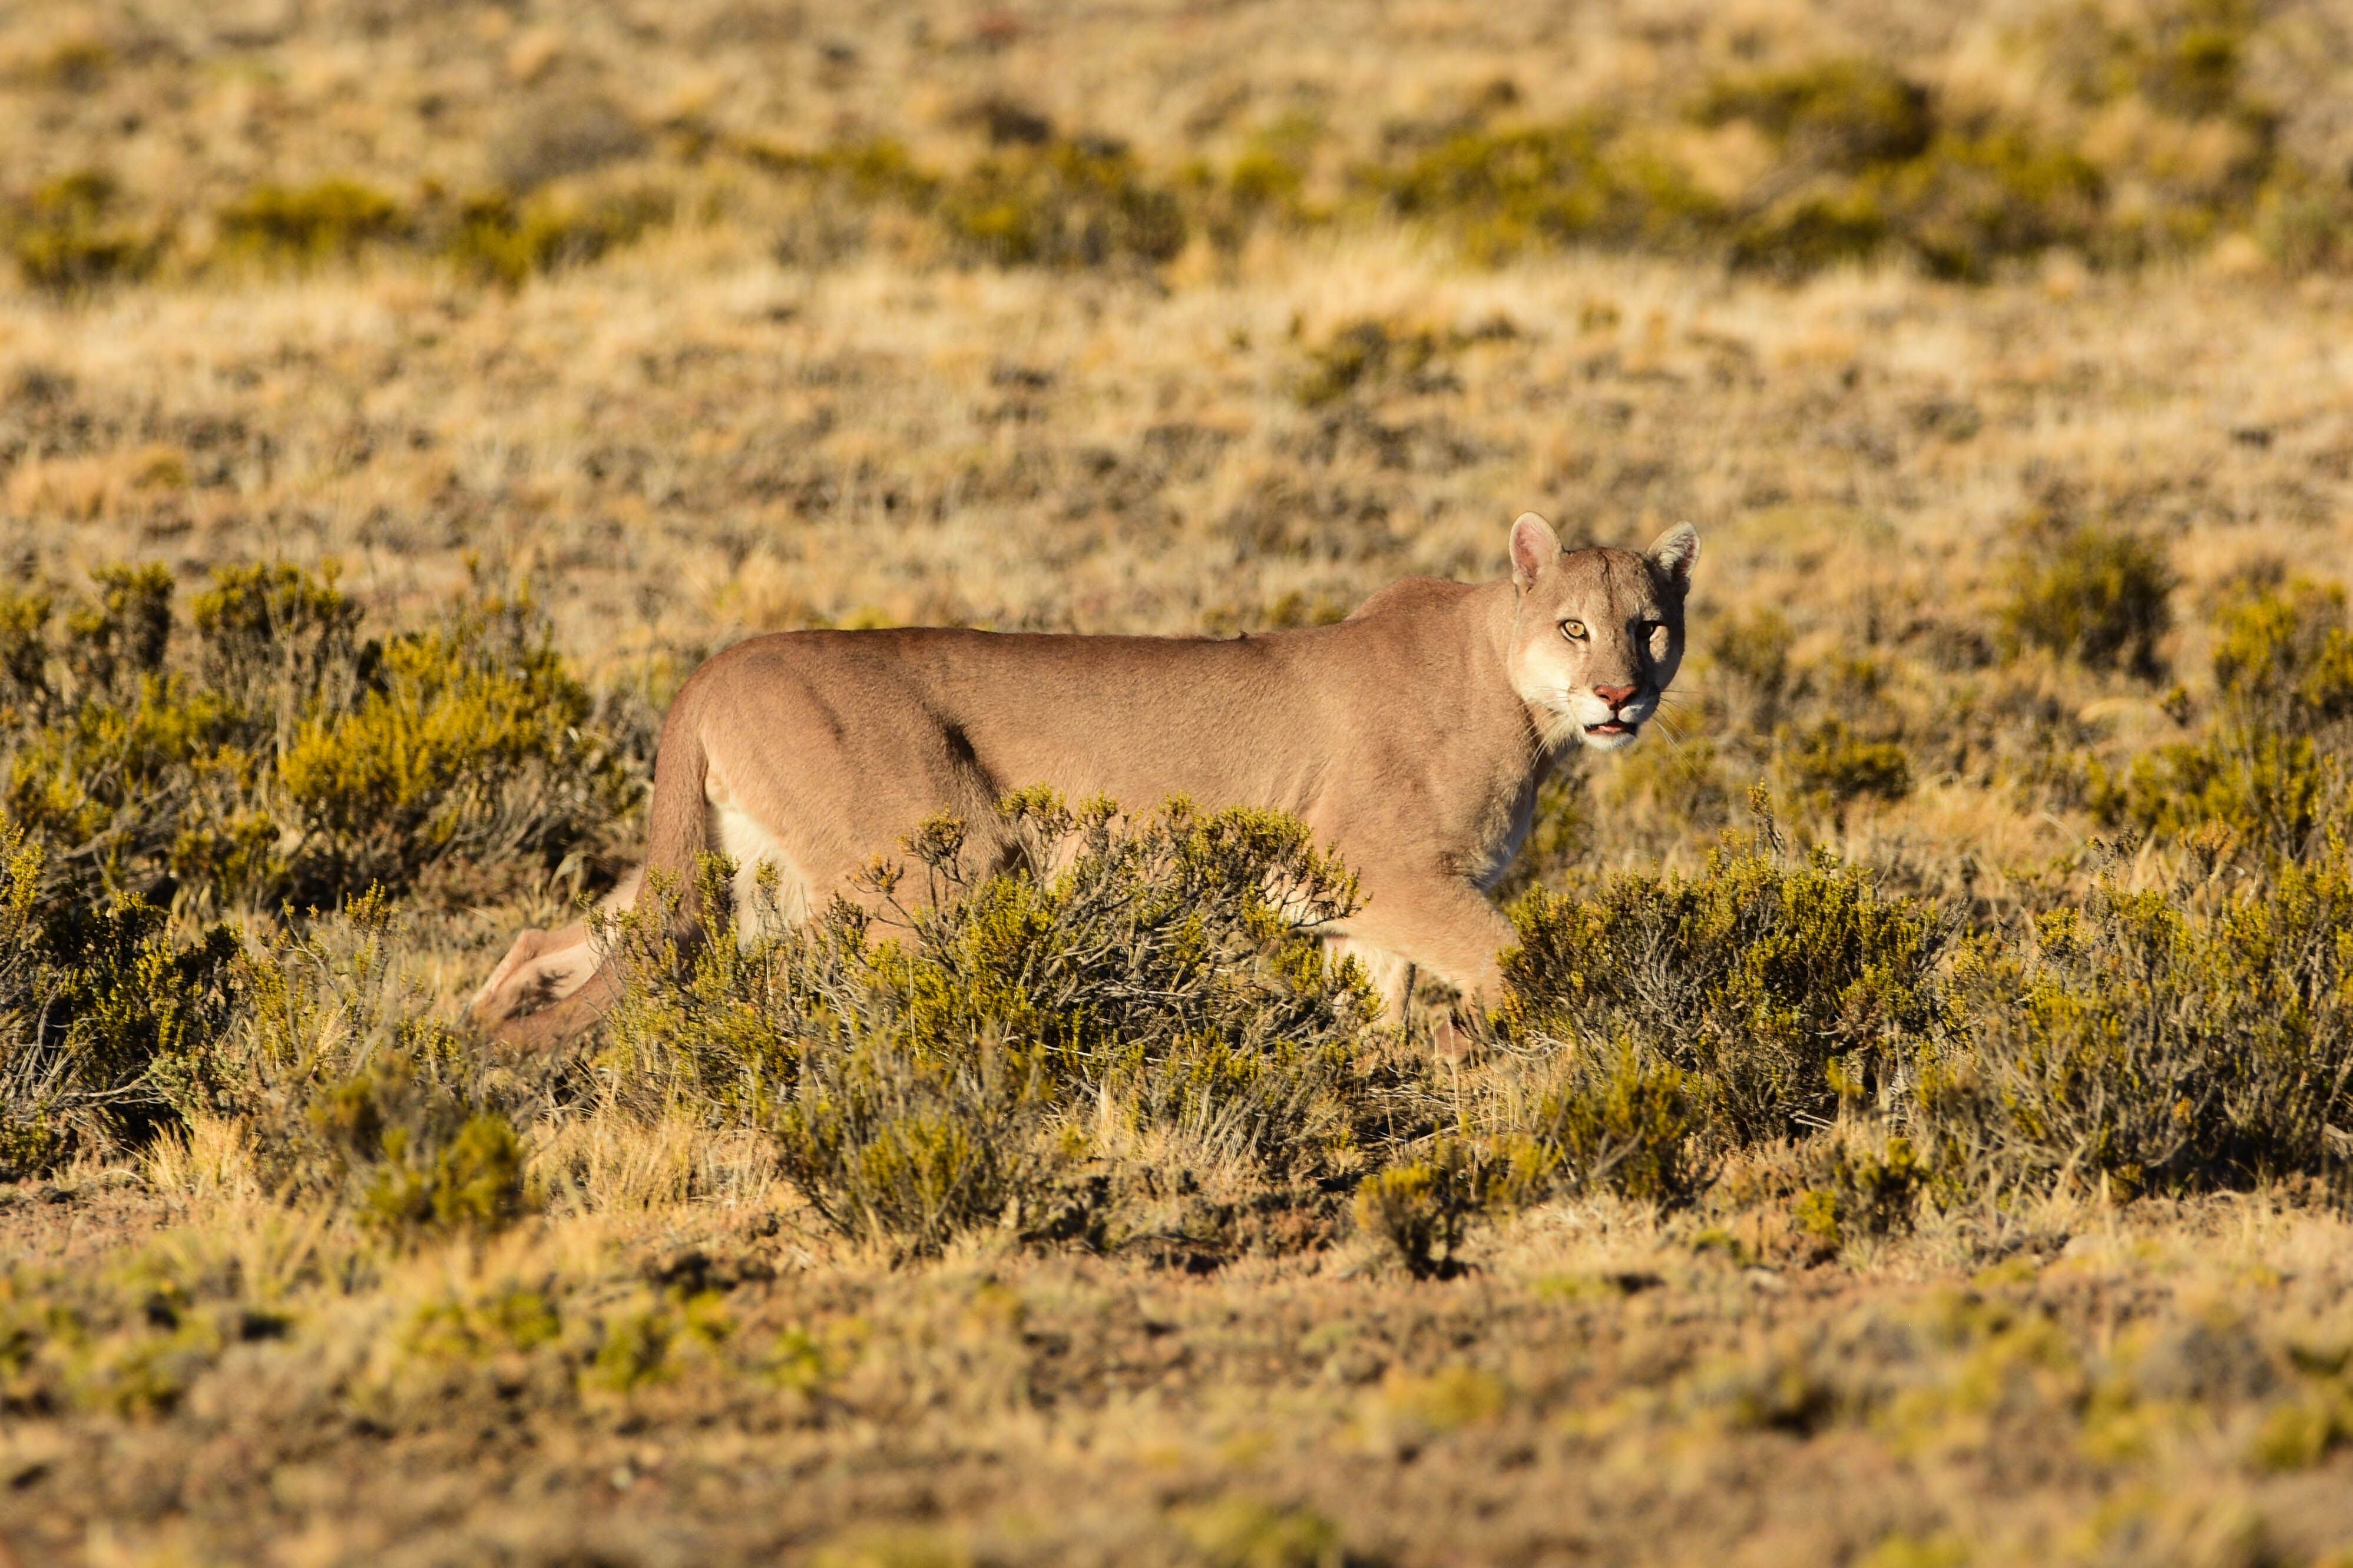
1337 876 1518 1029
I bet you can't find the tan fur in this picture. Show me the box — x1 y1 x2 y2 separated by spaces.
473 516 1696 1047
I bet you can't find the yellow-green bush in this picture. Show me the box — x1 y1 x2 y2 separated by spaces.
1524 1039 1707 1205
1503 827 1952 1145
0 823 239 1179
1373 118 1722 262
1782 718 1914 809
1693 58 1933 171
747 134 1189 271
1791 1132 1927 1251
444 187 671 287
600 793 1380 1254
2095 580 2353 858
276 591 629 896
0 1245 290 1420
0 559 630 1175
1356 1041 1703 1274
2003 524 2175 675
773 1029 1066 1255
1370 67 2117 278
197 891 545 1239
935 138 1186 268
1 559 634 909
1729 187 1889 278
1292 317 1444 408
8 170 164 293
217 179 405 264
1918 861 2353 1201
1884 130 2105 282
1352 1145 1492 1279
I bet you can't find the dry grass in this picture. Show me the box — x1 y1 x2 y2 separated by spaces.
9 1 2353 1564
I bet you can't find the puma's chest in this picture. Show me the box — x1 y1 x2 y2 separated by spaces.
1470 764 1550 893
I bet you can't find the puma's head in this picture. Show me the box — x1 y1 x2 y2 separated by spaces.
1504 512 1697 752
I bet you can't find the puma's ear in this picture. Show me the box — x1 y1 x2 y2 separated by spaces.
1647 522 1699 591
1510 512 1561 591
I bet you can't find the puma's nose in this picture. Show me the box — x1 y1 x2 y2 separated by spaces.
1593 683 1639 711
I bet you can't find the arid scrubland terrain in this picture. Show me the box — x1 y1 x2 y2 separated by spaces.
9 1 2353 1564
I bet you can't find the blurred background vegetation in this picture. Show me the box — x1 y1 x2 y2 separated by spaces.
9 0 2353 287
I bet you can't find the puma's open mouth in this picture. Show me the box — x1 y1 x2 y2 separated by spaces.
1585 719 1637 738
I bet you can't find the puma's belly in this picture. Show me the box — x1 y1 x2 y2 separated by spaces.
706 797 811 942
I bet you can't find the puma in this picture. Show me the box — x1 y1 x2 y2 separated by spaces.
471 513 1696 1047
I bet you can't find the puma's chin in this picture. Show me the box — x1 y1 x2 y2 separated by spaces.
1578 718 1642 751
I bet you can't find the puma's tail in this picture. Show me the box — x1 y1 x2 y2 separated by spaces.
489 694 711 1051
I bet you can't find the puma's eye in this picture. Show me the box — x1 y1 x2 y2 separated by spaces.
1560 619 1587 641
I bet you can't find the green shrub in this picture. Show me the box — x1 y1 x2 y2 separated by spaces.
64 563 174 698
1884 130 2103 281
603 793 1381 1255
2255 168 2353 273
1694 58 1934 171
1225 114 1319 217
1373 118 1722 262
207 891 544 1238
445 188 671 286
343 1096 529 1239
0 823 240 1179
1356 1039 1704 1271
1293 317 1442 407
1918 861 2353 1201
190 561 369 722
774 1025 1065 1254
276 587 630 897
2095 581 2353 859
217 180 404 264
936 139 1187 268
2208 579 2353 733
1177 1498 1343 1568
2144 13 2256 118
1730 187 1889 277
0 1243 294 1420
2003 525 2175 675
1352 1146 1491 1279
1503 826 1952 1145
740 137 941 205
1791 1132 1926 1251
405 1284 564 1362
1363 71 2116 277
0 591 53 725
746 134 1189 271
1524 1039 1708 1205
1 560 633 910
1782 719 1914 808
9 170 164 293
